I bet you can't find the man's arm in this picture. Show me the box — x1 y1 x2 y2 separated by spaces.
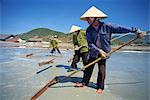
106 23 136 33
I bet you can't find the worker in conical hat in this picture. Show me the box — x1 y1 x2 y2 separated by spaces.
69 25 82 33
80 6 107 21
68 25 89 72
54 35 58 38
75 6 145 94
50 35 61 55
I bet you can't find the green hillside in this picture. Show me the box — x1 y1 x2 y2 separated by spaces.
19 28 67 42
19 28 149 46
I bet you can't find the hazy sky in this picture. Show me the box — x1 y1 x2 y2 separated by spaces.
1 0 149 34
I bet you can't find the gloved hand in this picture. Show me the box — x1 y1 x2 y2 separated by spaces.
74 45 80 50
99 49 109 59
135 29 145 38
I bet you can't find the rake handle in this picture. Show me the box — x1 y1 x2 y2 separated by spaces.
26 53 33 57
31 32 148 100
31 77 58 100
38 59 55 66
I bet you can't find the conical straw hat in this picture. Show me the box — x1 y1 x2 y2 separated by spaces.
69 25 82 33
80 6 108 21
54 35 58 38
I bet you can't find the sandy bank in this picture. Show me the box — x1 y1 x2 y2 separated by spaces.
0 41 149 51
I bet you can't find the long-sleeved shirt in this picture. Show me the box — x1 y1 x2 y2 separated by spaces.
50 38 58 48
73 30 88 53
86 22 136 58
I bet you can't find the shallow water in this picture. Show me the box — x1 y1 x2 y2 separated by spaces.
0 47 149 100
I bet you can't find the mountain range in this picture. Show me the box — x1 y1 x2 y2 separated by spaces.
19 28 72 42
19 28 150 46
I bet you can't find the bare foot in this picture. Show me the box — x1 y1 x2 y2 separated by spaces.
96 89 104 94
74 82 85 88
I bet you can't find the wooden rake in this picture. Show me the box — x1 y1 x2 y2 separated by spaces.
31 36 141 100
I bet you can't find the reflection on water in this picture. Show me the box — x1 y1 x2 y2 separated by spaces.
0 47 149 100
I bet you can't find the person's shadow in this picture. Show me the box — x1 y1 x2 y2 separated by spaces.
50 76 144 90
56 65 71 70
36 66 53 74
50 76 97 89
52 65 144 90
56 64 81 72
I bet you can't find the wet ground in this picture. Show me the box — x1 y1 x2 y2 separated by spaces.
0 47 149 100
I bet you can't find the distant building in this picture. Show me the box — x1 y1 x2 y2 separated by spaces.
0 34 26 43
0 34 15 41
27 38 43 42
6 37 24 43
26 38 43 47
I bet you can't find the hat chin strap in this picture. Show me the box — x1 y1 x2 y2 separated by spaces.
87 17 97 27
76 30 80 35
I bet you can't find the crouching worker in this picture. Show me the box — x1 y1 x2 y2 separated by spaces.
68 25 89 72
75 6 144 94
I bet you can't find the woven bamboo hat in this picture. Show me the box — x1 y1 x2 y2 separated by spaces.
54 35 58 38
80 6 108 21
69 25 82 33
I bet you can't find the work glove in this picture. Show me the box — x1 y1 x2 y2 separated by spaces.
135 29 145 38
74 45 80 50
74 45 86 50
99 49 109 59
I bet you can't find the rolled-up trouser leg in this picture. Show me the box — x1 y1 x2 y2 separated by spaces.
81 52 89 66
82 56 95 85
71 51 80 68
50 48 55 54
97 59 106 90
56 48 61 54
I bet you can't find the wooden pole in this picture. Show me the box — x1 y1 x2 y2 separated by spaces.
110 33 129 42
31 77 58 100
25 48 50 58
68 33 129 63
38 59 55 66
26 53 33 58
31 36 140 100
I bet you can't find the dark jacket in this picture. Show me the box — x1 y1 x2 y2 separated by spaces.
86 22 136 58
